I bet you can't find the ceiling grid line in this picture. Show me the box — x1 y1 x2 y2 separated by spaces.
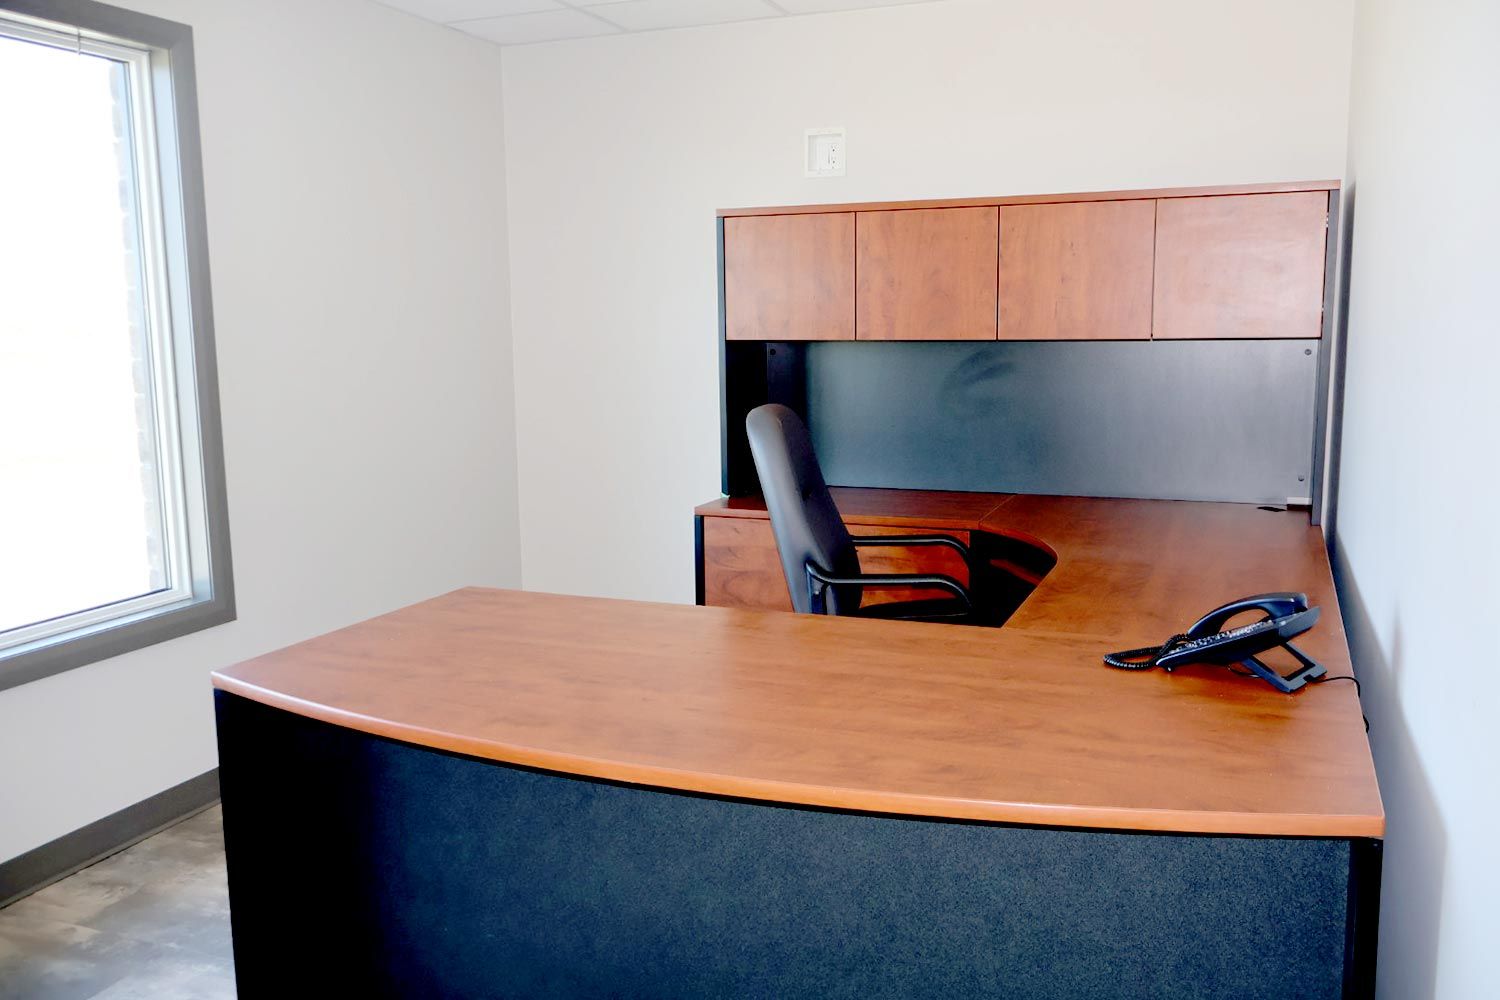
377 0 947 47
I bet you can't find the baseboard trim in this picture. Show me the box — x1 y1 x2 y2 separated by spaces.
0 768 220 909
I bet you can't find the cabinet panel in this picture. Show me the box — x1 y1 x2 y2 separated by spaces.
702 517 793 611
1153 192 1328 339
856 208 998 340
998 200 1155 341
724 213 855 341
701 517 969 612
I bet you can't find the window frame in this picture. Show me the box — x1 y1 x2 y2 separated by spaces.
0 0 234 692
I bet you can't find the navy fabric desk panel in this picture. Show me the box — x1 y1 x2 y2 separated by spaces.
216 692 1377 1000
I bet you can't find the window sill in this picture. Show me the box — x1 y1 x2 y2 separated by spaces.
0 594 235 693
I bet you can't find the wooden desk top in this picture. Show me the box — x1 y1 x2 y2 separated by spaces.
217 495 1381 839
697 488 1011 530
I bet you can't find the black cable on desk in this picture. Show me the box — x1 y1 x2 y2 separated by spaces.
1308 674 1369 731
1103 646 1371 732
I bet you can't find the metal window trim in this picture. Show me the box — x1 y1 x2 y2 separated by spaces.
0 0 234 693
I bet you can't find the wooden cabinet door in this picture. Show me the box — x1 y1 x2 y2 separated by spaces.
856 207 998 340
998 200 1155 340
724 213 855 341
1153 192 1328 339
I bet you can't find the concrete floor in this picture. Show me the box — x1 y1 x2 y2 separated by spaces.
0 807 234 999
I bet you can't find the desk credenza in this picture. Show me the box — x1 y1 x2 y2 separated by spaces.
215 498 1380 999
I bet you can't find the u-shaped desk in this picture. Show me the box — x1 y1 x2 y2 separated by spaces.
213 493 1381 999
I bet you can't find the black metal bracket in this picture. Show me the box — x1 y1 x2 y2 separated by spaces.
850 534 972 563
1240 640 1327 693
805 561 971 616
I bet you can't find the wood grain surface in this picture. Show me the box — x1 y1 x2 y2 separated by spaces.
855 208 998 340
998 200 1156 341
718 180 1339 218
724 212 854 341
1152 192 1329 339
217 495 1380 838
695 488 1010 530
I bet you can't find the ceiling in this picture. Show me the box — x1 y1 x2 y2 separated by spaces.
375 0 947 46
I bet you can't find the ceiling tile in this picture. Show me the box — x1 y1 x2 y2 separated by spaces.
377 0 561 23
458 7 621 43
584 0 781 33
772 0 936 12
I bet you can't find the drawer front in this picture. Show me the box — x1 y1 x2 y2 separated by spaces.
701 517 969 612
702 517 794 611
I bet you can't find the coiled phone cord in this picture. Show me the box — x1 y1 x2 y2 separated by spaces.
1102 635 1192 671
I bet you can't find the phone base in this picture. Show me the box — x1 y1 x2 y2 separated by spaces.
1242 641 1326 693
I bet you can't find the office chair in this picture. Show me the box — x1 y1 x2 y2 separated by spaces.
745 403 983 624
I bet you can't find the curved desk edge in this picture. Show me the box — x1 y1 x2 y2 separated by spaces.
211 671 1384 839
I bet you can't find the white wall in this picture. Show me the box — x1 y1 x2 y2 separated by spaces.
502 0 1355 602
0 0 520 862
1335 0 1500 995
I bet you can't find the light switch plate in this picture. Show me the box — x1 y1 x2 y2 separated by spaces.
805 127 845 177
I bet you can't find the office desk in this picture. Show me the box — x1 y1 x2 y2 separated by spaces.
697 488 1021 609
214 503 1381 997
697 489 1355 650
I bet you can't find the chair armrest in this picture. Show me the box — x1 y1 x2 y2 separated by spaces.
849 534 972 564
805 562 971 610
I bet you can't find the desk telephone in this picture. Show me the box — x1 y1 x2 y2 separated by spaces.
1104 592 1327 693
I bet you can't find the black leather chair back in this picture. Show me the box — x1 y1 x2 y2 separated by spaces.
745 404 862 614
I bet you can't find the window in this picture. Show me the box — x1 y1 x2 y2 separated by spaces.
0 1 232 690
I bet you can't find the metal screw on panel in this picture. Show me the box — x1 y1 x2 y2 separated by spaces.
1305 349 1313 355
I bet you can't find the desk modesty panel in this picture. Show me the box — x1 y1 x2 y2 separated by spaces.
215 690 1375 1000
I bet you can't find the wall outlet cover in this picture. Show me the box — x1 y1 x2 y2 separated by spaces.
805 128 845 178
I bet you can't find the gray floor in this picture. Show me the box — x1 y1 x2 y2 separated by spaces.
0 807 234 999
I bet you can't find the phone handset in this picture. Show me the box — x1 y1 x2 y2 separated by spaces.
1183 592 1311 636
1104 592 1327 693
